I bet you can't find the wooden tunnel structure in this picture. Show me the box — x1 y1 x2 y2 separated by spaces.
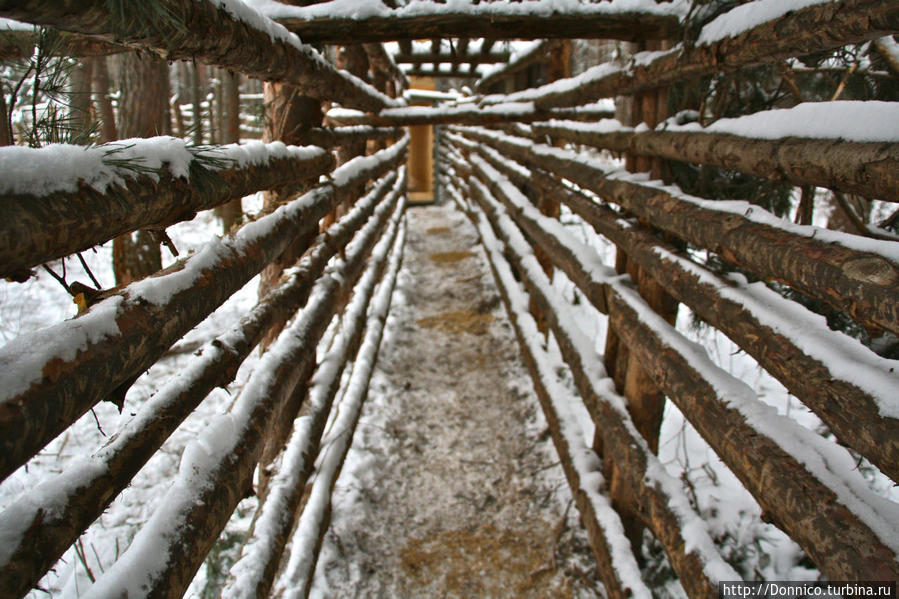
0 0 898 596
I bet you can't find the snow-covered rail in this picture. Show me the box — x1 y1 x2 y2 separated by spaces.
442 135 899 582
0 127 409 597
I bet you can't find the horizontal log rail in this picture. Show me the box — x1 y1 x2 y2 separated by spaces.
532 118 899 201
0 141 335 281
394 51 511 65
0 169 406 598
273 3 683 44
327 103 613 127
453 163 737 597
0 0 398 112
477 0 899 109
250 219 405 599
448 136 899 581
453 126 899 336
455 133 899 484
0 136 408 484
79 195 405 598
293 126 403 149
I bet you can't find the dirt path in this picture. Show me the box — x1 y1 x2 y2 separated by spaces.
311 202 602 598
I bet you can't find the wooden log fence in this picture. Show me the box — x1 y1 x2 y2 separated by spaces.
449 131 899 483
479 0 899 109
0 168 407 598
0 135 408 484
454 126 899 337
442 135 899 581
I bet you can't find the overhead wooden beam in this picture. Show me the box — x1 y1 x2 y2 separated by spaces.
274 6 684 44
327 103 614 127
479 0 899 109
0 0 398 112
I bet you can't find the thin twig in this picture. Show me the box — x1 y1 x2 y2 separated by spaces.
74 538 96 583
41 263 71 295
77 252 103 290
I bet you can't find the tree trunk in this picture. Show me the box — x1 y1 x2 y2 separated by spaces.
257 81 324 321
215 69 243 233
68 57 93 142
0 87 12 146
91 56 118 142
190 61 204 144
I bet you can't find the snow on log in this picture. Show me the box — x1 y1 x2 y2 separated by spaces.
76 190 406 599
477 0 898 109
0 139 334 281
0 170 405 598
459 169 737 596
326 102 613 127
533 104 899 201
224 198 406 599
0 0 399 112
454 139 899 581
464 136 899 483
0 136 408 484
293 126 403 149
268 0 684 44
266 220 405 599
454 126 899 336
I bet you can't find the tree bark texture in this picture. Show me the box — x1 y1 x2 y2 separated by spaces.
0 136 407 483
462 171 730 598
532 122 899 202
0 149 335 281
0 0 396 112
466 135 899 484
277 9 681 44
455 126 899 337
0 170 405 599
456 140 899 581
527 0 899 109
0 88 12 146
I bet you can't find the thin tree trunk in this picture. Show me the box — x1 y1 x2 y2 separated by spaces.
68 57 93 143
112 51 170 286
191 61 204 144
0 87 12 146
91 56 117 142
215 70 242 233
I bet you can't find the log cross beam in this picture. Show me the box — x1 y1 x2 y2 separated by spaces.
0 0 398 112
478 0 899 109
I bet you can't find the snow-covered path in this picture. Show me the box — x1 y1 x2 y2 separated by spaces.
308 201 601 597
